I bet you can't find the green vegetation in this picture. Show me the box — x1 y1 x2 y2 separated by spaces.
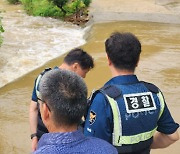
20 0 92 24
0 17 5 47
7 0 20 4
63 0 86 16
20 0 63 18
83 0 91 7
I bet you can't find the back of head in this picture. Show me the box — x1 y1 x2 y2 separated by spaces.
39 69 88 127
64 48 94 70
105 32 141 71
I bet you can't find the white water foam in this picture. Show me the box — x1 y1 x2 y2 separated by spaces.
0 4 88 88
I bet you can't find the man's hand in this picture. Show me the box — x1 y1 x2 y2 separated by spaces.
29 100 38 152
31 136 38 152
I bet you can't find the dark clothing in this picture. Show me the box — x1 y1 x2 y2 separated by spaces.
31 67 58 139
84 75 179 153
34 130 118 154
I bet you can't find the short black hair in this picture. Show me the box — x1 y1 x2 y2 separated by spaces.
64 48 94 70
39 69 88 126
105 32 141 71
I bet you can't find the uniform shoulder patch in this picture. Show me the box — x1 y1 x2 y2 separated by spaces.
89 110 96 125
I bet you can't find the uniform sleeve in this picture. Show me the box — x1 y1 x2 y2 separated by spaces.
83 92 113 143
31 78 38 102
157 103 179 134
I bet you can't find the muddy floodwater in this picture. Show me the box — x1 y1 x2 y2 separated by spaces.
0 1 180 154
0 21 179 154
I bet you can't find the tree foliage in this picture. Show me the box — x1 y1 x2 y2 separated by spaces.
50 0 68 12
20 0 64 18
63 0 86 16
0 17 5 47
7 0 20 4
20 0 92 24
82 0 91 7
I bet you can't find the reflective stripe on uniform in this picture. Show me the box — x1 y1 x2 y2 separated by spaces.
118 127 157 145
157 92 165 119
106 95 122 146
35 74 42 99
105 91 165 146
35 68 52 99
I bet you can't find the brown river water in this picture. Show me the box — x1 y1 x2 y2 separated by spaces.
0 1 180 154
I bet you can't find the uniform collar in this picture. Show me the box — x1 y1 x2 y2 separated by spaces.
105 75 139 86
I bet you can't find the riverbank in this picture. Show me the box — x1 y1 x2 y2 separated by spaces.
88 0 180 24
0 1 179 154
0 0 87 88
0 0 179 88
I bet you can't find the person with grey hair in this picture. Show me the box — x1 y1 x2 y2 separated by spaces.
30 48 94 152
33 69 118 154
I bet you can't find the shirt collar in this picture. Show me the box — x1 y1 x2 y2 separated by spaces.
105 75 139 86
38 130 85 147
54 66 59 69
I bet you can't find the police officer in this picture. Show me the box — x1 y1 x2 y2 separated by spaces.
83 32 179 154
29 48 94 152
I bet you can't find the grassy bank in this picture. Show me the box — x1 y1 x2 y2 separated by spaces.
7 0 91 25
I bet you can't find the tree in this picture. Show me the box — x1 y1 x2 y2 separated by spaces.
0 17 5 46
49 0 68 14
7 0 20 4
20 0 92 24
83 0 91 7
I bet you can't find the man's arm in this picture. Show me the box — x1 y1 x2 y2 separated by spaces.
84 93 113 143
151 92 179 149
29 100 38 152
151 129 179 149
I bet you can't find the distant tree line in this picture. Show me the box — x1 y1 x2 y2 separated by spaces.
7 0 92 24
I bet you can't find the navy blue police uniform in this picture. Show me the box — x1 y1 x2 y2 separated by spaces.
84 75 179 154
31 67 58 139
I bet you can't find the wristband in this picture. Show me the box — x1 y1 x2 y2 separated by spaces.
31 133 37 139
